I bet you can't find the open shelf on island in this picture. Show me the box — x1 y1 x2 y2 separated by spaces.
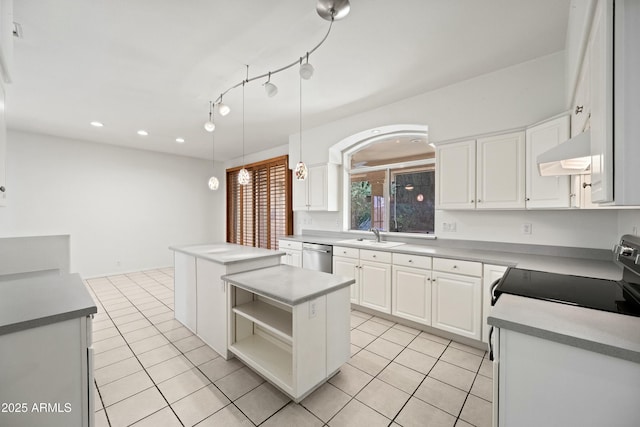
232 300 293 343
230 333 293 394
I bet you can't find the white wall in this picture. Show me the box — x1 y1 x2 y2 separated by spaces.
0 131 224 277
287 52 640 249
618 210 640 237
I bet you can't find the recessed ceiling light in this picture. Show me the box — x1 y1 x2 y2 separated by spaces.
410 139 422 143
428 142 436 148
371 130 380 134
137 130 148 136
90 121 104 127
175 137 185 144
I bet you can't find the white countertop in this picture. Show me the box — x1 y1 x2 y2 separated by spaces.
488 294 640 363
279 235 622 280
170 242 284 265
222 265 354 306
0 273 97 336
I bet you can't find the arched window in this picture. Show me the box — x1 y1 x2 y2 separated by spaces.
343 129 435 234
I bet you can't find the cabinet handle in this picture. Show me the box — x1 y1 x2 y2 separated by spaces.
570 193 576 198
525 197 530 201
575 105 584 114
0 186 5 193
453 265 458 269
427 277 431 281
342 251 347 254
470 200 475 203
582 182 592 188
408 259 413 263
372 255 376 258
477 200 482 203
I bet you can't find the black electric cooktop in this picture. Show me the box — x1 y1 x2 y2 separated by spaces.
493 267 640 317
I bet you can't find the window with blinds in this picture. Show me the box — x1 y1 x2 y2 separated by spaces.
226 155 292 250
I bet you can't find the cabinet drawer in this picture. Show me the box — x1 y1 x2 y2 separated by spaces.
278 240 302 251
333 246 359 259
393 253 432 269
360 249 392 264
432 258 481 277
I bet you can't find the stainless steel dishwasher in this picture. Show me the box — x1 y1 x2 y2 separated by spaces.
302 243 333 273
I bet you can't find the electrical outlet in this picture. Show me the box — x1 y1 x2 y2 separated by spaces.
449 222 457 232
633 226 638 236
442 222 449 232
309 300 317 318
522 223 532 234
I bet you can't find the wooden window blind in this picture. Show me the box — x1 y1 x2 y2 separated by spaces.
226 155 292 249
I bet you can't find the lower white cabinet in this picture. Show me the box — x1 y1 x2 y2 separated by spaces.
333 254 359 304
0 316 94 427
494 328 640 426
195 258 228 358
174 251 197 332
359 259 392 313
392 265 432 325
482 264 507 343
228 283 350 402
431 259 482 340
278 239 302 267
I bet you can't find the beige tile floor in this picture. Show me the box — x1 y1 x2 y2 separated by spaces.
86 269 493 427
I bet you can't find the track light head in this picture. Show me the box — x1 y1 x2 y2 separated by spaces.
217 102 230 116
264 81 278 97
204 121 215 132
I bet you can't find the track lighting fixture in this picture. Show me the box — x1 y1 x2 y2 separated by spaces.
299 53 314 80
204 101 215 132
264 72 278 97
217 96 230 116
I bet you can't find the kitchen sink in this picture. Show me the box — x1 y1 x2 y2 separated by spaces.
337 239 405 248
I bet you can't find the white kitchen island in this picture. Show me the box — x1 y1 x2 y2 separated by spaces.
222 265 353 402
169 243 283 359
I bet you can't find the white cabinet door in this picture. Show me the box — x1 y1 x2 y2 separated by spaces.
292 164 339 211
174 252 197 332
572 48 591 138
589 0 614 203
196 259 227 357
436 140 476 210
476 132 526 209
292 177 308 211
392 265 431 325
525 117 571 209
359 260 392 313
333 256 359 304
481 264 507 344
308 164 328 210
432 271 481 340
0 82 6 206
281 250 302 267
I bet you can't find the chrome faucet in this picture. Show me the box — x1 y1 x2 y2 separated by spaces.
370 227 381 243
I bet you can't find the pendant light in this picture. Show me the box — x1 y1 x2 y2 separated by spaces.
204 101 215 132
217 95 231 116
299 52 314 80
207 103 219 190
238 67 250 186
294 61 308 180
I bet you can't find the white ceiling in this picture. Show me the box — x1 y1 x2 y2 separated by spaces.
7 0 570 161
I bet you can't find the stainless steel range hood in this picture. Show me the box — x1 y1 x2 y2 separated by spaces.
537 131 591 176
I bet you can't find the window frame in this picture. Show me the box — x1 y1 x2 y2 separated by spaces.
342 132 436 237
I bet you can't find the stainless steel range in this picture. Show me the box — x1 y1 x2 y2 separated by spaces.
492 234 640 317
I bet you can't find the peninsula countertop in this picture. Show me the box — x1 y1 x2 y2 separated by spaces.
222 264 355 306
170 242 284 265
488 294 640 363
0 273 97 336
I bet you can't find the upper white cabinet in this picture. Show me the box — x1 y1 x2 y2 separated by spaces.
571 49 591 138
293 163 339 211
436 140 476 210
525 116 571 208
588 0 614 203
476 132 525 209
437 132 525 210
